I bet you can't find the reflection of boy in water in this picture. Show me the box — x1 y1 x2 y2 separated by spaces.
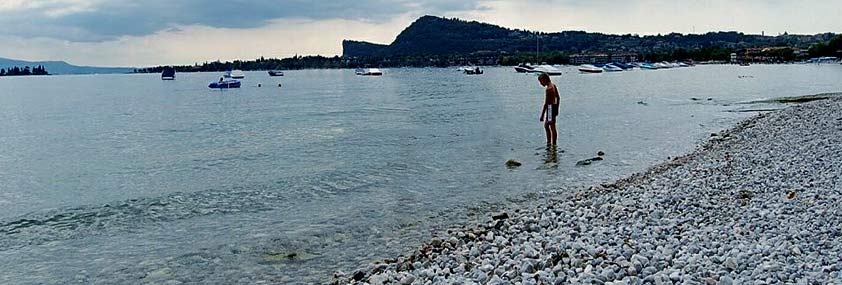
538 73 560 146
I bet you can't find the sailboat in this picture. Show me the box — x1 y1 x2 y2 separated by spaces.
521 35 562 76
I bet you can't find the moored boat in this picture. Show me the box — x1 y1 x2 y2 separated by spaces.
533 65 563 76
355 68 383 76
654 62 671 69
640 63 658 70
578 64 603 73
161 68 175 80
602 64 624 72
268 70 284 77
224 70 245 79
464 67 483 75
209 80 241 89
610 62 634 70
514 63 536 73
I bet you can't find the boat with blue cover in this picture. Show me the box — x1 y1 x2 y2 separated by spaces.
609 62 634 70
640 63 659 70
602 64 624 72
161 67 175 80
209 80 241 89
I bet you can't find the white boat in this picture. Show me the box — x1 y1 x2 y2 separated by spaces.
806 57 840 64
224 70 245 79
654 62 671 69
532 65 563 76
355 68 383 76
514 63 536 73
602 64 623 72
578 64 603 73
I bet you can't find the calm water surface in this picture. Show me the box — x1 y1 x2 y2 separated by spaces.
1 65 841 283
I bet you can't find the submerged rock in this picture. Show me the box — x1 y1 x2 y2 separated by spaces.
506 159 523 168
576 157 604 166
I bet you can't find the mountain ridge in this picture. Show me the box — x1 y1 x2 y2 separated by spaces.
0 57 134 75
343 15 837 59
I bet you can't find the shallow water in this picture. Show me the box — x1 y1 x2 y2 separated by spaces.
1 65 841 283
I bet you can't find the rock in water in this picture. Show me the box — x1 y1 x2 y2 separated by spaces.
577 157 604 166
492 212 510 220
352 271 365 281
506 159 522 168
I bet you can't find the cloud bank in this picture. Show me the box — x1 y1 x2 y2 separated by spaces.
0 0 838 66
0 0 482 42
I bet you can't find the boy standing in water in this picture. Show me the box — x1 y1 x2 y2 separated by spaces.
538 73 560 146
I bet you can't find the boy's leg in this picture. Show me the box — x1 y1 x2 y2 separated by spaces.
549 123 558 146
544 123 552 145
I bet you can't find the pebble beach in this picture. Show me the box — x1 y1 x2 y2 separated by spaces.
337 97 842 284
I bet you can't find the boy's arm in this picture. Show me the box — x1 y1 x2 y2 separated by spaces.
540 87 553 121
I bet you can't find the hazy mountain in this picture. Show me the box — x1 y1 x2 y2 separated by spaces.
0 57 134 75
344 15 837 57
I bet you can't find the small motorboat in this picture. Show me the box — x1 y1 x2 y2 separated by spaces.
268 70 284 77
209 80 241 89
514 63 536 73
224 70 245 79
457 66 474 72
610 62 634 70
355 68 383 76
640 63 658 70
464 67 483 75
654 62 671 69
739 62 751 67
161 68 175 80
533 65 563 76
602 64 624 72
578 64 603 73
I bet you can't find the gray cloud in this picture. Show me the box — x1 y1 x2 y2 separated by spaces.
0 0 484 42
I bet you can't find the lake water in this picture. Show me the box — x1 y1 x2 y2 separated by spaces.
1 65 841 284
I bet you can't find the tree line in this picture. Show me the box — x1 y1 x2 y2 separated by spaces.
134 56 352 73
0 65 49 76
133 30 841 73
808 35 842 57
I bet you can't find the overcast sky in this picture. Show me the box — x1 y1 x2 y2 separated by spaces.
1 0 839 67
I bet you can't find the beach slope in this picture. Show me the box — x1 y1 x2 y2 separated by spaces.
338 98 842 284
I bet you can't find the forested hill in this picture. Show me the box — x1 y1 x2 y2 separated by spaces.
343 15 837 58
